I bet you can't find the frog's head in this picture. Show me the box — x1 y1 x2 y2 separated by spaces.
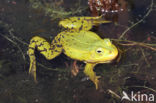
87 39 118 63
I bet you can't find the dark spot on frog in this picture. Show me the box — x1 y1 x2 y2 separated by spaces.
40 48 47 52
62 49 65 52
29 53 35 56
29 47 35 50
57 38 61 41
54 50 59 52
38 43 44 47
31 40 38 43
72 20 77 23
50 44 57 50
69 31 74 33
49 47 53 50
66 26 69 30
56 45 62 47
85 26 88 29
54 40 57 43
77 18 80 20
79 25 83 31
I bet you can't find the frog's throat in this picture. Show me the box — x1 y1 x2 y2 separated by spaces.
86 60 112 64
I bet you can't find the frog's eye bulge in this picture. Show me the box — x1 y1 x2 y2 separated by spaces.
103 39 112 46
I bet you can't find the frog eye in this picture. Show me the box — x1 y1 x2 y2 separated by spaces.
96 48 103 54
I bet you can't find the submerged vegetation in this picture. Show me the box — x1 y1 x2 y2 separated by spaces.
29 0 88 20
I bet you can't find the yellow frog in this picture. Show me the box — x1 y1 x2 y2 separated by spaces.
28 16 118 89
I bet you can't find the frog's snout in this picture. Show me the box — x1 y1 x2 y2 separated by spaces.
110 48 118 59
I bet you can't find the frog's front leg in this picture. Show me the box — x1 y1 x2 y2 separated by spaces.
28 36 62 82
83 63 100 89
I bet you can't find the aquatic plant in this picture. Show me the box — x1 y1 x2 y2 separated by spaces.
29 0 87 20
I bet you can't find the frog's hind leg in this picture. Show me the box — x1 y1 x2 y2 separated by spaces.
59 16 111 31
87 16 111 26
28 36 62 82
83 63 100 89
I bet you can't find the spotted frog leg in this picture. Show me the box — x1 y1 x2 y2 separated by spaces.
28 34 62 82
83 63 100 89
59 16 111 31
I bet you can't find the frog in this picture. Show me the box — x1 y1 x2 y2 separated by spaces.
28 16 118 89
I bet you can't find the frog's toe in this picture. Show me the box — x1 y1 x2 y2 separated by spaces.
29 61 37 82
96 76 101 79
94 78 99 90
93 76 101 89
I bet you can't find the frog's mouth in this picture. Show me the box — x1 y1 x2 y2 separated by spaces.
86 51 118 63
86 59 114 64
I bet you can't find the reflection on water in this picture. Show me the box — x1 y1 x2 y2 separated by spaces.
0 0 155 103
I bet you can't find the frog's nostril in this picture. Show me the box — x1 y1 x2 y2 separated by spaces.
109 51 112 54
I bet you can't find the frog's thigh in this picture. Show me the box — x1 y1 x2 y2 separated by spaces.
30 36 62 60
84 63 100 89
28 36 62 81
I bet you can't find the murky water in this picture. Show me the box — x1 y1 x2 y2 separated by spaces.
0 0 155 103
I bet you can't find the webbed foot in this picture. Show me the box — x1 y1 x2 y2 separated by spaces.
28 57 37 83
92 76 101 90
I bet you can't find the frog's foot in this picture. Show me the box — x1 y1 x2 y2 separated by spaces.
29 58 37 83
92 76 101 90
71 60 79 76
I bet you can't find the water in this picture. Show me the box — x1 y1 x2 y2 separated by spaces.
0 0 155 103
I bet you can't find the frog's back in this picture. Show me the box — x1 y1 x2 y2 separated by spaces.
61 30 101 48
60 30 102 61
